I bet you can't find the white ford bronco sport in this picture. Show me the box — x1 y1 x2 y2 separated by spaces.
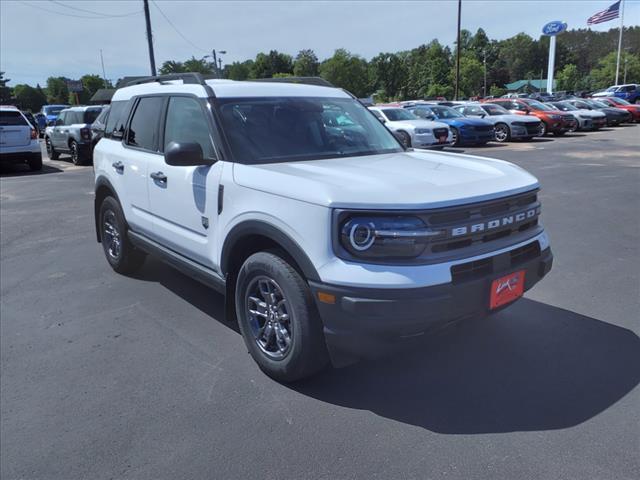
93 74 553 382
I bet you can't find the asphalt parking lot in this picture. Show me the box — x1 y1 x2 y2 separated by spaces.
1 127 639 480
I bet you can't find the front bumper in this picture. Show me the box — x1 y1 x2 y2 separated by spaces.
458 129 495 144
311 244 553 365
412 132 451 149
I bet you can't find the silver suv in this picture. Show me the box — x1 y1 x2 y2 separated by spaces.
45 106 105 165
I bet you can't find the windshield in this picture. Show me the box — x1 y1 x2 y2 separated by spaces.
481 104 509 115
44 106 66 115
524 100 553 111
380 108 416 121
608 97 630 106
463 106 486 116
553 102 577 111
217 97 403 164
587 100 607 108
429 105 463 119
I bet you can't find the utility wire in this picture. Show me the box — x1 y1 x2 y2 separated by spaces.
150 0 208 53
49 0 142 18
20 1 139 19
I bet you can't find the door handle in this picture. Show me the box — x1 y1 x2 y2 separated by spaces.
112 161 124 173
150 171 167 184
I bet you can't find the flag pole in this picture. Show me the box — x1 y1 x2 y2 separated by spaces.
615 0 625 85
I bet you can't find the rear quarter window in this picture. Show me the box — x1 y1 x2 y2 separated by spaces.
104 101 131 139
0 111 28 126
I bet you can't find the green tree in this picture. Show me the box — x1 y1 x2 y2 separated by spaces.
183 57 215 74
253 50 293 78
46 77 70 104
159 60 186 74
77 74 107 104
590 51 640 89
456 55 484 97
293 49 319 77
224 60 254 80
0 72 12 104
405 41 452 99
319 49 369 97
555 64 581 91
369 52 407 100
13 84 47 112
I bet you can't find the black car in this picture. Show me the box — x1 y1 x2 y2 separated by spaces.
567 99 632 126
90 105 110 154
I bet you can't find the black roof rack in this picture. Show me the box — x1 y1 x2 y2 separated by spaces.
126 72 216 97
126 72 217 86
252 76 335 88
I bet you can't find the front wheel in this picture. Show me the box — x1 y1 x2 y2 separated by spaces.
99 196 146 274
45 137 59 160
494 123 510 142
450 127 460 146
235 251 329 382
537 122 547 137
396 130 411 148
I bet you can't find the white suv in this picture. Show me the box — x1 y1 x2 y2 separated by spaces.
93 74 553 382
0 106 43 171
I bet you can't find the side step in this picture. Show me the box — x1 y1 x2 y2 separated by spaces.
128 231 226 294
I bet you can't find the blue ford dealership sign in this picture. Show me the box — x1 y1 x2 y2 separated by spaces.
542 21 568 36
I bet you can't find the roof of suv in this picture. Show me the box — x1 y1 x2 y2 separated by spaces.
61 106 104 112
111 79 351 102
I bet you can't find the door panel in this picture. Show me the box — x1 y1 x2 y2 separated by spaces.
147 95 222 269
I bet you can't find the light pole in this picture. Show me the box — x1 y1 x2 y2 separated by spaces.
205 49 227 78
483 50 487 97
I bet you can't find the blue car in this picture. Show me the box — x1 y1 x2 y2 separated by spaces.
405 104 495 146
38 104 69 130
593 84 639 104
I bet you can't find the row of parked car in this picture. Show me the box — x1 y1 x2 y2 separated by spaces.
369 94 639 149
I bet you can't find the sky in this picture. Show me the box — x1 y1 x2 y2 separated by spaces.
1 0 639 86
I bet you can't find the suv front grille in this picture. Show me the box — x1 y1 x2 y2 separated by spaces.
433 128 449 138
418 190 541 258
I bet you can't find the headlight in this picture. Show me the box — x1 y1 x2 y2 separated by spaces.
338 215 444 260
549 114 561 120
414 128 431 134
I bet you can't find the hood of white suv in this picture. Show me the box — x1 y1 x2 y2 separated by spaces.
233 150 539 209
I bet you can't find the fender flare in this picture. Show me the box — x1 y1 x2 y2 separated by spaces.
94 176 120 242
220 220 320 282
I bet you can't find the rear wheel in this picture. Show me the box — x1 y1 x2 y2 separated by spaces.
45 137 59 160
69 140 85 165
494 123 510 142
99 196 146 274
235 251 329 382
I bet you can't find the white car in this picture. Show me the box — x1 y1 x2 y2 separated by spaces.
454 103 541 142
368 106 452 149
0 106 42 171
93 74 553 381
546 101 607 130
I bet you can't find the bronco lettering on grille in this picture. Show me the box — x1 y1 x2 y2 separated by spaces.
450 207 539 237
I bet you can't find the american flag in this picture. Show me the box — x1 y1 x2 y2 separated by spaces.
587 1 621 25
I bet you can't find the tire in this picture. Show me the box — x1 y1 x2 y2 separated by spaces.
537 122 547 137
28 153 43 171
553 130 566 136
396 130 411 148
494 123 510 142
45 137 59 160
69 140 85 165
450 127 460 146
99 196 146 274
235 251 329 382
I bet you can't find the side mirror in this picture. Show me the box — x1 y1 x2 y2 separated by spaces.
480 113 486 118
378 117 386 124
165 141 212 166
524 108 531 115
47 120 56 126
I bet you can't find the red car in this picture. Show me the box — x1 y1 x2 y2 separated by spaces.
485 98 576 136
593 97 640 122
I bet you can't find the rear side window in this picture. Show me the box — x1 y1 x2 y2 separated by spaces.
163 97 214 158
0 111 28 126
104 101 130 139
126 97 164 151
83 108 102 124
